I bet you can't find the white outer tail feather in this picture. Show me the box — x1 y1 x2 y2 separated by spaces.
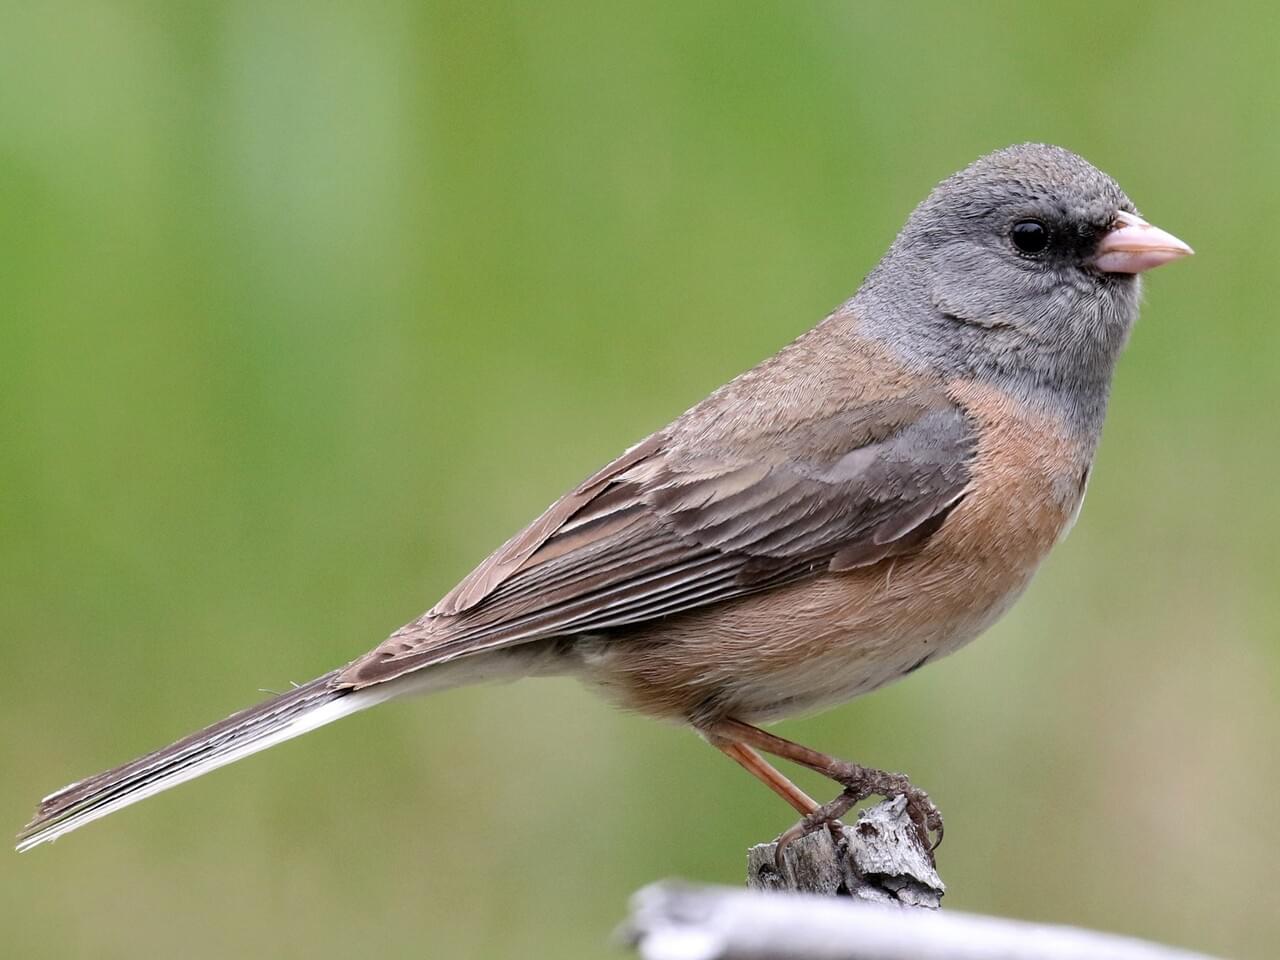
17 684 390 851
18 651 534 851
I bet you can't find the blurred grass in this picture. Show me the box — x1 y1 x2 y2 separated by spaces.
3 2 1278 958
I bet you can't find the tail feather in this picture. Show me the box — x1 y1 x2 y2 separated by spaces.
18 645 546 851
17 670 384 851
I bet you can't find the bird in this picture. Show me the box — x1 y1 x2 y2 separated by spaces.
17 143 1192 854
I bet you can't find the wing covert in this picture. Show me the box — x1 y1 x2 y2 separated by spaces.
341 397 976 687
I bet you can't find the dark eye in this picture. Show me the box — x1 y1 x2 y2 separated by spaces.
1010 219 1050 255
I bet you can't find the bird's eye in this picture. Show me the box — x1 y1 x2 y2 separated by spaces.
1010 219 1050 255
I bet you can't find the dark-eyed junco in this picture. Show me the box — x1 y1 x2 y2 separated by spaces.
18 143 1192 853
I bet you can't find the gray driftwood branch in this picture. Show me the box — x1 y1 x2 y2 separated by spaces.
619 798 1225 960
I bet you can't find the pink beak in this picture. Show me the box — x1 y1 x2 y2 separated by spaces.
1092 210 1193 274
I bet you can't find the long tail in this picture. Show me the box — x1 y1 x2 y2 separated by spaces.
17 670 400 851
18 645 546 851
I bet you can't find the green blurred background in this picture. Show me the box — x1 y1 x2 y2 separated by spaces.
3 2 1277 957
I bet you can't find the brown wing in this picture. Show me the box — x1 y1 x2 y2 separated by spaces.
341 395 976 688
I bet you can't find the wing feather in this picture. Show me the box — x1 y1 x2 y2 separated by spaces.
341 398 976 687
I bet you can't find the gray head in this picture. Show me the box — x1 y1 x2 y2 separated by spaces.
855 144 1191 422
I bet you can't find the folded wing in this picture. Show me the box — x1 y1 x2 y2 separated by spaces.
341 395 976 687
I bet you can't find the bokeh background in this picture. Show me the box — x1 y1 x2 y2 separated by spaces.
4 3 1277 958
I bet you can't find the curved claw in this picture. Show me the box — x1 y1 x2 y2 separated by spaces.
772 794 860 873
773 819 808 873
898 786 944 857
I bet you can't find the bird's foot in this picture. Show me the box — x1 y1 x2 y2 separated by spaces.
773 794 857 871
773 763 942 870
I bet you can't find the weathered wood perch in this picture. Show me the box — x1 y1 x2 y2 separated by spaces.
620 797 1225 960
746 795 944 907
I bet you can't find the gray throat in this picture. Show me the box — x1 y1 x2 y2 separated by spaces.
846 245 1141 441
